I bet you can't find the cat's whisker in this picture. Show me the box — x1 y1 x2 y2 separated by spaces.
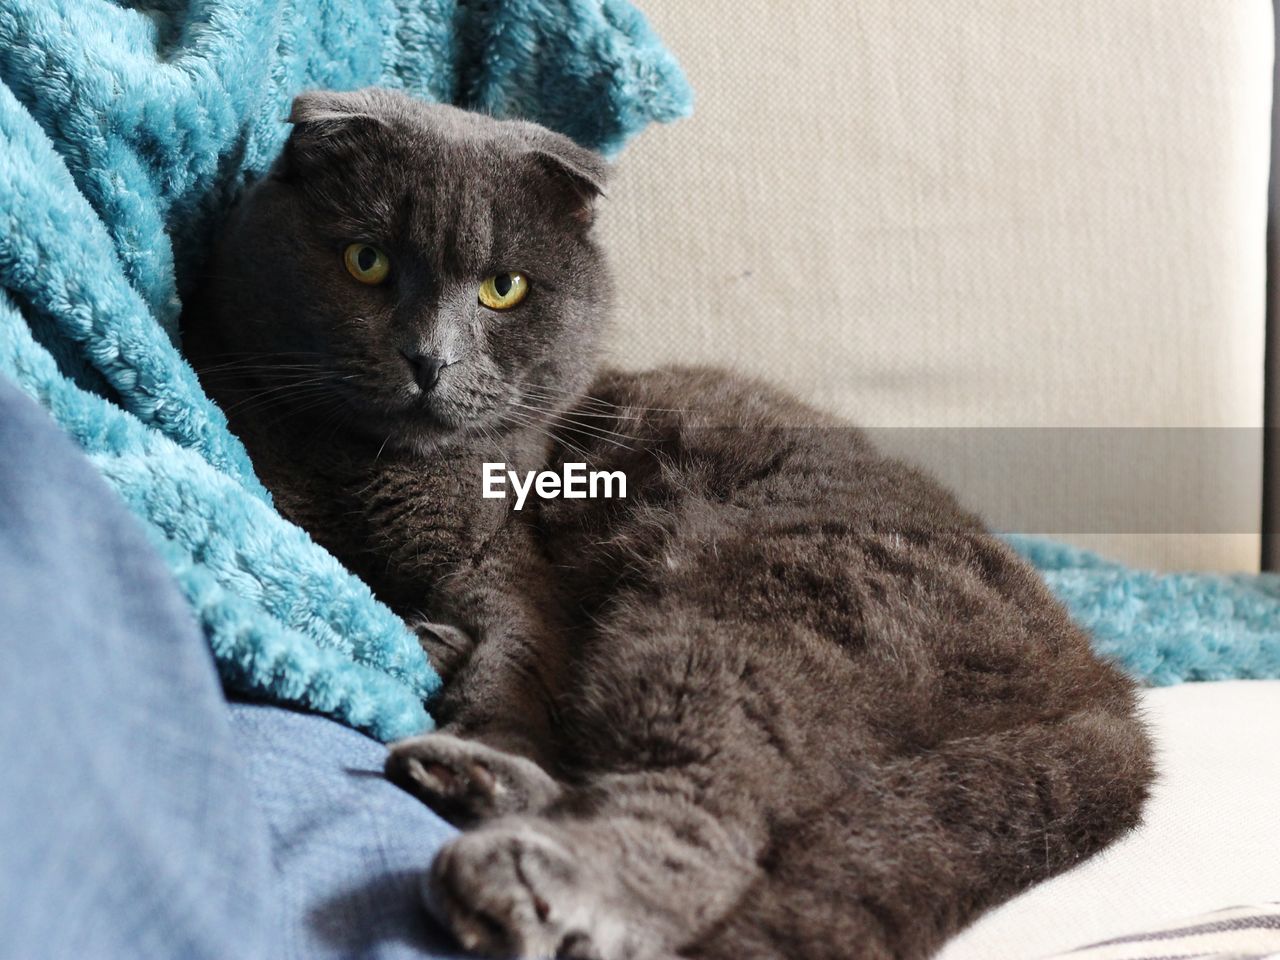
532 405 641 423
509 378 621 400
235 396 336 419
191 350 330 368
196 365 333 380
196 370 339 394
549 414 643 442
511 389 642 424
220 377 338 415
473 420 506 462
201 368 333 380
214 382 337 409
514 381 688 416
194 352 330 363
274 393 344 420
497 411 591 462
511 382 622 406
507 402 641 445
315 397 357 445
217 385 341 420
546 421 633 450
193 349 331 356
247 393 347 434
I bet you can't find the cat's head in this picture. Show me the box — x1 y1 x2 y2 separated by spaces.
199 88 611 452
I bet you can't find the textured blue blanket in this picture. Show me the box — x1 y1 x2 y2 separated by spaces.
0 0 689 740
1010 536 1280 686
1 2 1274 745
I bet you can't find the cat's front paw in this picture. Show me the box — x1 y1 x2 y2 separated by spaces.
385 733 561 824
429 824 600 959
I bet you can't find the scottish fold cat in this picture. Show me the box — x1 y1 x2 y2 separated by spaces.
187 89 1153 960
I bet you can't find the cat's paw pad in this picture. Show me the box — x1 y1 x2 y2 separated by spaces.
429 825 594 959
385 734 559 823
385 733 499 818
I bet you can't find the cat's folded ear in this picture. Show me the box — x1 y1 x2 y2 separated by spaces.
279 89 392 178
523 131 610 228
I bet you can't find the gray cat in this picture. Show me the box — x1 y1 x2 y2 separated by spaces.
185 89 1154 960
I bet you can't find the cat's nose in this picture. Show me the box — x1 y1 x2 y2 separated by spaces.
403 352 448 392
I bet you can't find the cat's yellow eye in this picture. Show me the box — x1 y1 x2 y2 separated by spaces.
343 243 390 285
478 272 529 311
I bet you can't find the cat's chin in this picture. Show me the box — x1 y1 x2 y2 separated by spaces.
321 401 453 458
337 389 518 458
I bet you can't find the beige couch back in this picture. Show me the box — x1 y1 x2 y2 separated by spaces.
599 1 1274 572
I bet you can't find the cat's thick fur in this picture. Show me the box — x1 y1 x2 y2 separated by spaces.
186 89 1154 960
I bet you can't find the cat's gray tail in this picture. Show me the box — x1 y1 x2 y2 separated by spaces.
679 706 1154 960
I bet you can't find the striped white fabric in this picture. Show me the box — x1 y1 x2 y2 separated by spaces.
1042 903 1280 960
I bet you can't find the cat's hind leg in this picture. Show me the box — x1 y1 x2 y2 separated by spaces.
680 706 1154 960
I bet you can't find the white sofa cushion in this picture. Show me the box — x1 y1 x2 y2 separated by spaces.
602 1 1273 572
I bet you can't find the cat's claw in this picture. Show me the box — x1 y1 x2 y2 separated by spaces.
385 733 561 824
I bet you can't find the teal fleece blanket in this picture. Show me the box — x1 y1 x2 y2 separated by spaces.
0 0 689 740
0 3 1275 744
1010 536 1280 686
